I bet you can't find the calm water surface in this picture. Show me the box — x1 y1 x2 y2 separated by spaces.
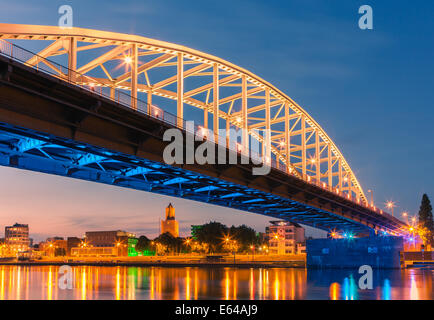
0 265 432 300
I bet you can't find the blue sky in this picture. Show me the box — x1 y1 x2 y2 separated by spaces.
0 0 433 241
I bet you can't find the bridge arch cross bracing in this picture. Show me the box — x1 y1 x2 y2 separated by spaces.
0 23 367 204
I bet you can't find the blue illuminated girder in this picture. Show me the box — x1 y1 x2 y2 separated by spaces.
0 122 371 234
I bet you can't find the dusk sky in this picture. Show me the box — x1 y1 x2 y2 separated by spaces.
0 0 433 242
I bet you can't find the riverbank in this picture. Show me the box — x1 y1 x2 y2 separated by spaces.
0 254 306 268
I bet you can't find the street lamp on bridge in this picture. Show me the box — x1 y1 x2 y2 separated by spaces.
386 201 396 217
402 212 409 224
367 189 374 207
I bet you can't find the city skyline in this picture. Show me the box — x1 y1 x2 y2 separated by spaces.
0 0 433 242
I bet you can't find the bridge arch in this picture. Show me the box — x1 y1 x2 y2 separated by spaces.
0 24 367 204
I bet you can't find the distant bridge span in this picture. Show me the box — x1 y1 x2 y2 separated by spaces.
0 24 407 236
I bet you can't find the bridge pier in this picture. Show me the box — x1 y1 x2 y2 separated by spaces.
306 236 404 269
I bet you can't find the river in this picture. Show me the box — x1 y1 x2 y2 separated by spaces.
0 265 432 300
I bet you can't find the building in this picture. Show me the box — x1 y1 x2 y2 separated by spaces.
71 230 135 257
5 223 30 253
39 237 67 257
0 238 5 257
127 237 139 257
265 221 305 255
161 203 179 237
66 237 82 256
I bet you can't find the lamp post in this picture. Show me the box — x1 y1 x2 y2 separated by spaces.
367 189 374 206
386 201 396 217
411 216 417 225
232 240 237 265
402 212 408 224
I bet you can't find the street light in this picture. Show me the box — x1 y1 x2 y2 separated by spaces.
367 189 374 207
386 201 396 217
402 212 408 224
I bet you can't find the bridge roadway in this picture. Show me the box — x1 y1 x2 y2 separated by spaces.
0 55 405 235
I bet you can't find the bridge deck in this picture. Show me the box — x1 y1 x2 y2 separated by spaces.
0 54 405 235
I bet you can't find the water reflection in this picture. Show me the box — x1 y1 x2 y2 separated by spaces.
0 265 431 300
383 279 391 300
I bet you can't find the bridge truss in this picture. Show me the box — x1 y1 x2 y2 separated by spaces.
0 23 368 207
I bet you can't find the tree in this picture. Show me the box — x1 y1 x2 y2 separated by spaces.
229 225 262 252
418 194 433 231
154 232 184 254
195 222 228 253
418 194 433 244
135 235 151 253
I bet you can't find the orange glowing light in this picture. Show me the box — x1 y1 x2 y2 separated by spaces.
386 201 395 209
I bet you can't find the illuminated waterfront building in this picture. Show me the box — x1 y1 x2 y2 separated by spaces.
5 223 30 253
39 237 67 257
66 237 82 256
266 221 305 255
161 203 179 238
71 230 136 257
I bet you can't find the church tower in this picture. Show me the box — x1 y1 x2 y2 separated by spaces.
160 203 179 237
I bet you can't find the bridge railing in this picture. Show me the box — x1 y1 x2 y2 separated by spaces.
0 39 400 227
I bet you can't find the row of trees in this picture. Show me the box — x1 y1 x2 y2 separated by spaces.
135 222 264 255
194 222 263 253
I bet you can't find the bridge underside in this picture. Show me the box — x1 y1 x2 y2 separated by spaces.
0 122 371 234
0 55 405 236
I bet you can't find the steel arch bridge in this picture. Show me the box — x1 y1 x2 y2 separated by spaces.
0 24 407 236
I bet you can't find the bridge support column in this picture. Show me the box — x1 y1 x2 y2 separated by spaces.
177 52 184 128
301 114 306 177
328 146 332 188
284 102 290 174
315 131 320 182
241 75 249 156
306 236 404 269
147 91 152 114
213 63 219 143
68 37 77 83
264 88 271 164
131 43 138 110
